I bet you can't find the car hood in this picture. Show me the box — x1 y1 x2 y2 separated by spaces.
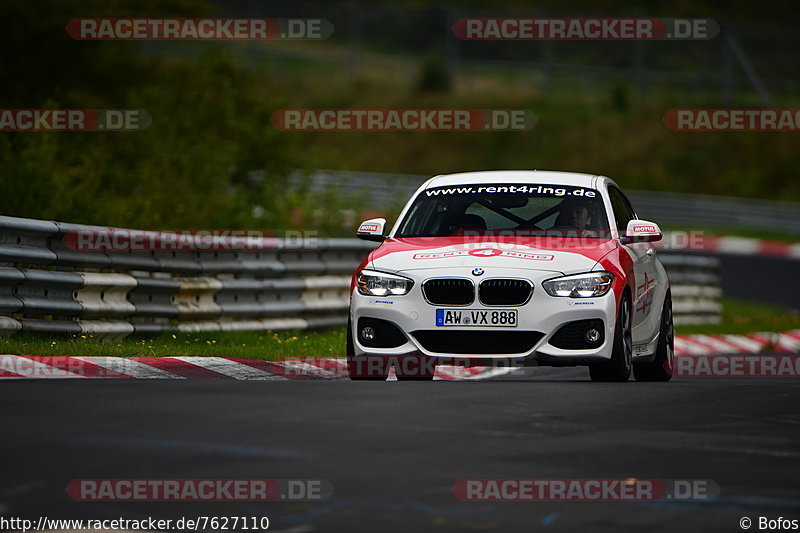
369 236 619 276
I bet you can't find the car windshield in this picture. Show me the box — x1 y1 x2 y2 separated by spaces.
395 183 610 238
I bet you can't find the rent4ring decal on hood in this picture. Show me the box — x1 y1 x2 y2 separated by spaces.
413 248 554 261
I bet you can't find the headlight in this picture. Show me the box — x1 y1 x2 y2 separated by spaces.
356 270 414 296
542 271 614 298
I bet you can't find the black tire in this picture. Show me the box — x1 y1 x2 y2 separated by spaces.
395 355 436 381
347 317 389 380
589 294 632 382
346 316 354 355
634 291 674 382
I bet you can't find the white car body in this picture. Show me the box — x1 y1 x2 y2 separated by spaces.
348 171 672 380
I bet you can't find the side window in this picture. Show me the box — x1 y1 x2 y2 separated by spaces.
608 187 636 231
619 190 637 221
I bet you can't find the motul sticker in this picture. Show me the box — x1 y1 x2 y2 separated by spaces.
632 225 656 232
358 224 379 232
413 248 553 261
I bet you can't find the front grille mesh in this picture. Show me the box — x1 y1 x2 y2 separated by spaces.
422 278 474 305
479 279 532 306
412 330 544 354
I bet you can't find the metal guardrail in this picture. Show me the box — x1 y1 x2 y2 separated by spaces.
659 254 722 325
627 192 800 236
0 214 720 338
298 169 800 235
0 216 376 340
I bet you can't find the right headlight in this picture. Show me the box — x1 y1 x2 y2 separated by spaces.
542 271 614 298
356 270 414 296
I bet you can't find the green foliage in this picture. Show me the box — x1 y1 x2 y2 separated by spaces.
0 0 302 231
415 54 452 94
0 329 347 359
676 299 800 335
609 83 630 113
0 59 297 229
2 0 799 236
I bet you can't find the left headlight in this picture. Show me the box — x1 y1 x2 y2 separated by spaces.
542 271 614 298
356 270 414 296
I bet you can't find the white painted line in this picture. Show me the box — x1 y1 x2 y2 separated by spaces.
299 358 349 378
279 360 343 379
718 236 760 255
174 357 286 380
673 345 691 356
434 366 468 380
459 367 517 380
782 330 800 342
74 356 182 379
674 337 713 355
0 355 87 379
692 334 742 354
434 365 514 380
776 333 800 351
721 334 764 353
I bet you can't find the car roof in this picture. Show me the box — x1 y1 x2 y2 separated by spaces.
425 170 601 189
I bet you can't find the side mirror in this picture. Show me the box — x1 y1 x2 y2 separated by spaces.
356 218 387 242
621 219 662 244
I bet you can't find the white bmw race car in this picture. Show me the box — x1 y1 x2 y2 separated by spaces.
347 171 674 382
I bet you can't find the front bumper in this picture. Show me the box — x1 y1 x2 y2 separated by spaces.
350 267 618 367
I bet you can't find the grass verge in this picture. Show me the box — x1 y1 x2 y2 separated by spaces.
0 298 796 359
675 298 800 335
0 329 347 360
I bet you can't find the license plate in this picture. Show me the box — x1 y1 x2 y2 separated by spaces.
436 309 518 327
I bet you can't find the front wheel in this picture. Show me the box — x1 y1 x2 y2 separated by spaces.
589 294 632 382
634 291 674 382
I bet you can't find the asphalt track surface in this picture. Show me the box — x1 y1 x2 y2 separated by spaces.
1 367 799 533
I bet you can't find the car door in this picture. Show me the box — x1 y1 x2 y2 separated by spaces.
608 186 659 344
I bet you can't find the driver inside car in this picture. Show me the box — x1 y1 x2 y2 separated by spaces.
553 198 597 237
